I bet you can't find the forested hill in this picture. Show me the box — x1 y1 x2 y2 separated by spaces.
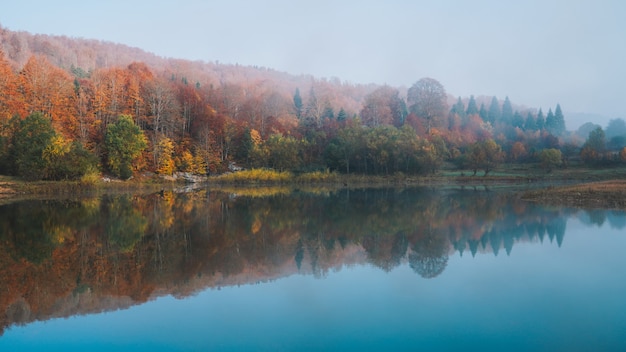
0 24 375 114
1 25 623 181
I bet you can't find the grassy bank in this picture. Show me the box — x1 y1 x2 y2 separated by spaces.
521 180 626 209
2 164 625 208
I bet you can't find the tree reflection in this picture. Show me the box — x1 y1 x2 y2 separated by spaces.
103 196 148 253
0 188 623 334
408 228 449 279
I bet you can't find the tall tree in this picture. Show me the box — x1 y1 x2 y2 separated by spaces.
105 115 148 179
303 86 323 128
293 88 303 119
545 108 556 134
407 77 447 134
524 112 537 131
487 97 500 124
501 96 513 124
360 86 406 127
336 107 347 122
536 109 545 130
511 111 524 129
466 95 478 116
545 105 565 136
580 127 606 164
478 103 488 122
10 112 55 180
552 104 566 135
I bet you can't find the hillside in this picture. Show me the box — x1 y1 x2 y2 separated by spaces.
0 24 374 114
1 25 623 181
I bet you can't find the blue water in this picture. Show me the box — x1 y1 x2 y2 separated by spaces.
2 215 625 351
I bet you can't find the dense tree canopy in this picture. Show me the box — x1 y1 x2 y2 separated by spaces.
0 33 622 181
105 115 147 179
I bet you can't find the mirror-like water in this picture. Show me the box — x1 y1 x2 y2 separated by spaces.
0 187 625 351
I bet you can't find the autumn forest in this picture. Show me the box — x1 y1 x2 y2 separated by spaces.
1 26 625 181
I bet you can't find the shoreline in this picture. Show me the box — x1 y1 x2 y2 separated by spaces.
1 172 625 210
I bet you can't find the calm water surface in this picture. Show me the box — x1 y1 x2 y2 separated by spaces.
0 187 625 351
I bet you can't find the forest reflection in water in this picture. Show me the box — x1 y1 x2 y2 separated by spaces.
0 186 624 336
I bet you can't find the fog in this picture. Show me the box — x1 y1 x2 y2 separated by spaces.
1 0 624 128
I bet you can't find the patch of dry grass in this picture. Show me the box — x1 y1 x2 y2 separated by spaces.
522 180 626 209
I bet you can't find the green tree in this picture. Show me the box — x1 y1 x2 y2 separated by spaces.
536 109 545 130
322 105 335 121
466 95 478 116
11 112 56 180
539 148 562 172
552 104 566 136
336 108 347 122
105 114 147 179
264 133 301 171
467 139 504 176
487 97 500 124
545 108 556 134
501 96 513 124
511 111 524 129
479 103 488 122
235 127 255 165
580 127 606 164
43 137 97 180
449 97 467 128
545 106 565 136
325 123 363 174
293 88 303 119
524 112 537 131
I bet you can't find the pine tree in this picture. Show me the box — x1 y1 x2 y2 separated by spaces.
545 108 557 135
524 112 537 131
552 104 566 136
479 103 488 122
451 97 466 119
511 111 524 128
337 108 347 122
293 88 303 119
501 96 513 124
466 95 479 116
536 109 545 130
487 97 500 124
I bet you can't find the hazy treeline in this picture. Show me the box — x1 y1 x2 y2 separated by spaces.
1 26 625 180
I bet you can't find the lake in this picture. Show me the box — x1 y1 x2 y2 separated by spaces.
0 187 625 351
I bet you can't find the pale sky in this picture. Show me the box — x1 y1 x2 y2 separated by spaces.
1 0 625 128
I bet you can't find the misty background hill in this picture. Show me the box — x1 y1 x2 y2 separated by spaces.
0 25 613 130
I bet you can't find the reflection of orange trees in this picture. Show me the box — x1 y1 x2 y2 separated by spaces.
0 188 573 334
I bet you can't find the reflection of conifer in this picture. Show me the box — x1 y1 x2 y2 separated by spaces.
489 230 502 256
468 240 480 257
503 234 514 256
538 226 546 242
547 218 567 247
453 235 467 257
294 240 304 271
